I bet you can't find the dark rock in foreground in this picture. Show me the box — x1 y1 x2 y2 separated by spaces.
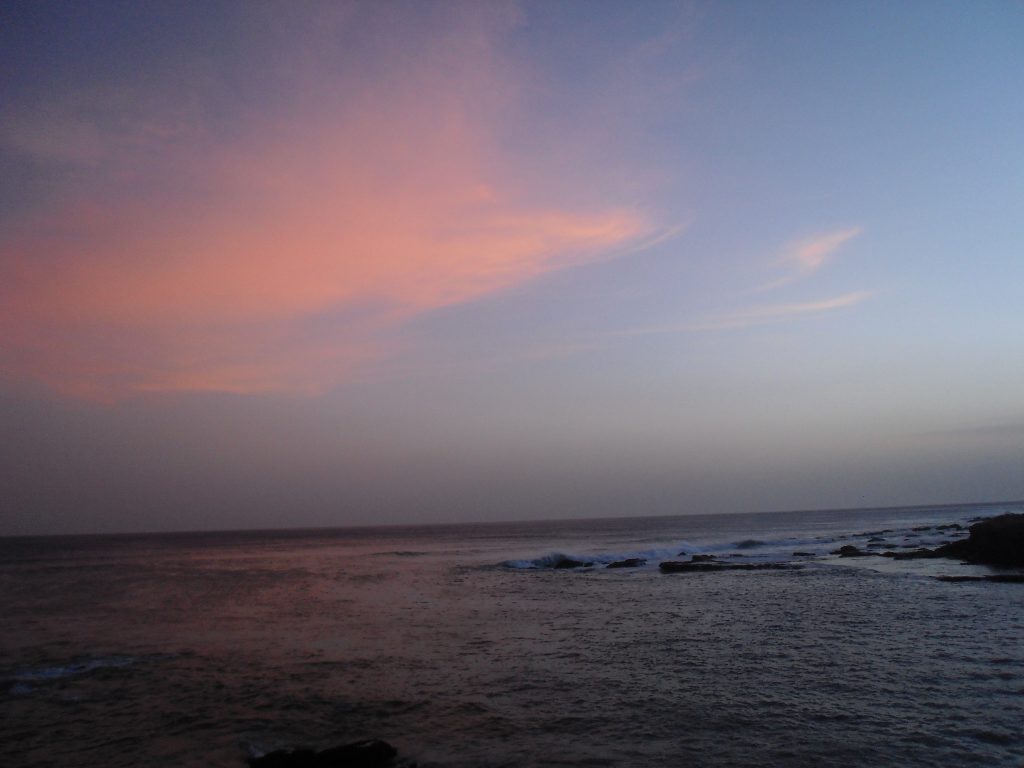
689 554 717 563
251 749 319 767
606 558 646 569
551 555 592 569
249 739 398 768
659 561 803 574
792 551 815 557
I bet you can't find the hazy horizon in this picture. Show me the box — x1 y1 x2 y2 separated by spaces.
3 1 1023 536
3 497 1023 540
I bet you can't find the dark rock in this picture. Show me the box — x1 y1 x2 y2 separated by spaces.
830 545 876 557
689 554 717 563
912 525 932 532
886 548 941 560
551 556 592 569
250 749 319 768
606 558 646 569
676 551 687 556
874 515 1024 567
935 575 1024 583
932 514 1024 566
249 740 398 768
936 523 963 531
318 740 399 767
659 561 803 573
792 551 815 557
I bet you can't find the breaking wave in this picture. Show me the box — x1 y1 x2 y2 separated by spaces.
503 543 699 570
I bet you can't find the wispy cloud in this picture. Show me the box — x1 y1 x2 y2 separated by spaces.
754 226 862 293
615 291 871 336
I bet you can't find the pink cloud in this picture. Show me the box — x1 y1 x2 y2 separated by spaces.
0 11 654 401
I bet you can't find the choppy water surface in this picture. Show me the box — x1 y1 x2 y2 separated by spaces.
2 502 1023 767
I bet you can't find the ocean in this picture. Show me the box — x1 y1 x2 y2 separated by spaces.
2 502 1023 767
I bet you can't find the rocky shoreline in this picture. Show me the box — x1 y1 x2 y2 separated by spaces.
535 513 1024 579
827 513 1024 568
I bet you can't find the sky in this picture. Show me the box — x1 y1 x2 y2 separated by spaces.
2 0 1023 535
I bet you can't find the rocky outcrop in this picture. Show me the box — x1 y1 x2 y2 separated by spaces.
606 558 646 569
659 561 802 573
248 739 398 767
551 556 592 569
881 514 1024 566
935 514 1024 566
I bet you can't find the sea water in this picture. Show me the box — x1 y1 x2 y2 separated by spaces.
2 502 1023 767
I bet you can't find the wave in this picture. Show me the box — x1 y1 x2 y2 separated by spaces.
10 655 138 681
734 539 767 549
503 543 699 570
5 653 176 695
